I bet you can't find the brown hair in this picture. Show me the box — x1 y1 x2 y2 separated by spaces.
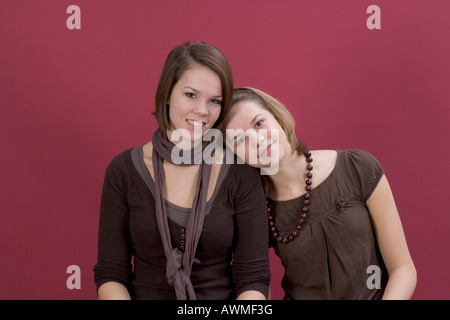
225 87 308 196
154 41 233 131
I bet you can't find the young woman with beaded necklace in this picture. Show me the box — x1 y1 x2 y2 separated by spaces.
223 87 417 300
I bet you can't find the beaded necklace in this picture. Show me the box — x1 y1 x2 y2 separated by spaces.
267 151 313 244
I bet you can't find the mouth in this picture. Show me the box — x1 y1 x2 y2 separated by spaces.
186 119 205 129
259 143 272 158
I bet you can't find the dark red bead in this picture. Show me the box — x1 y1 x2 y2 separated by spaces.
266 150 313 244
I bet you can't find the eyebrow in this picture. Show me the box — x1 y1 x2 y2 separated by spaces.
185 86 199 93
184 86 222 99
250 113 262 124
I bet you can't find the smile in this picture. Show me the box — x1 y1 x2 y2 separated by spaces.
186 119 205 128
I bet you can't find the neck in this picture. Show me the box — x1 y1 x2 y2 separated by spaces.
153 128 206 166
166 129 204 151
267 149 307 198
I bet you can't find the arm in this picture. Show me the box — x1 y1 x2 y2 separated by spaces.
237 290 266 300
366 175 417 299
232 165 271 300
98 282 131 300
93 153 133 299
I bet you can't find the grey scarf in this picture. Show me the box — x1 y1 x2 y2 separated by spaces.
151 128 212 300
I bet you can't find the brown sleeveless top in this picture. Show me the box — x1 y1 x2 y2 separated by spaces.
268 149 388 299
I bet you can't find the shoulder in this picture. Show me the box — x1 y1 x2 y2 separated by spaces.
307 150 338 187
310 150 338 168
101 147 138 195
224 162 265 203
107 148 133 169
310 149 380 168
228 160 261 180
344 148 378 159
104 147 137 179
224 161 263 193
340 149 383 170
340 149 385 200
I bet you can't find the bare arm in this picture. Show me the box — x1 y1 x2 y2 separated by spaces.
237 290 266 300
98 281 131 300
366 175 417 299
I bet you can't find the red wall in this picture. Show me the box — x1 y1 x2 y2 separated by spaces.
1 0 449 299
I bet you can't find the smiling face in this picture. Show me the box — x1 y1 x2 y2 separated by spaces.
167 63 222 143
225 100 290 170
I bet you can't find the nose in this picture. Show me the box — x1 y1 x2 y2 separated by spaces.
258 132 266 145
193 100 208 117
255 129 268 148
248 130 260 148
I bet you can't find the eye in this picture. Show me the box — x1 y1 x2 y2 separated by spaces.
255 120 264 128
185 92 196 98
211 99 222 105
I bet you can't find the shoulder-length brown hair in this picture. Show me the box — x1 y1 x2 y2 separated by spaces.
154 41 233 131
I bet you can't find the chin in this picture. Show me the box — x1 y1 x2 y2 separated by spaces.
248 162 264 169
247 159 275 169
181 127 206 142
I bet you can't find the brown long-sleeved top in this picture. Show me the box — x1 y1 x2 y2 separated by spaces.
93 146 270 299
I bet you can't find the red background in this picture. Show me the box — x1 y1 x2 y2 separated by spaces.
1 0 449 299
